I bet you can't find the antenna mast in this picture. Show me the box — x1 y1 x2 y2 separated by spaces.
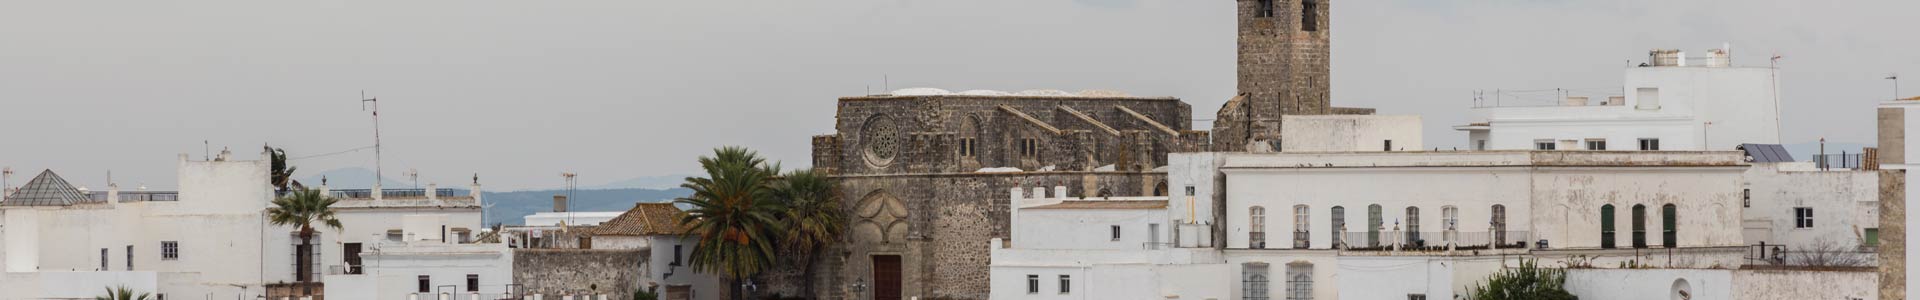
362 91 384 192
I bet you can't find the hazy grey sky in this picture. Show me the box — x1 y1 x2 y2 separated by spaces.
3 0 1915 190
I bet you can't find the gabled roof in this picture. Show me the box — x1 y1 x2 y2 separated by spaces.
589 202 691 236
2 170 100 206
1738 144 1795 163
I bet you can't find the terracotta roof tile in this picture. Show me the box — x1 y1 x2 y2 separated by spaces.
589 202 691 236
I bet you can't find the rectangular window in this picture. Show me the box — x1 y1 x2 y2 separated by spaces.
101 248 109 271
1027 274 1039 294
1383 140 1393 152
1408 294 1427 300
161 241 179 260
1185 185 1196 196
1795 207 1814 228
1111 225 1122 241
959 138 977 157
1866 228 1881 247
418 275 431 293
1256 0 1274 18
1743 189 1751 207
672 245 684 266
1639 138 1661 151
1301 0 1319 31
1534 139 1556 150
126 245 133 270
1020 138 1041 157
1059 275 1071 294
467 274 479 292
1475 140 1487 151
1586 139 1607 150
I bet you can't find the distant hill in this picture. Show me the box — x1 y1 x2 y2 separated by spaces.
584 174 694 190
481 187 690 226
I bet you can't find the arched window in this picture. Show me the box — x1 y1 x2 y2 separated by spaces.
1330 206 1346 248
1301 0 1319 32
1662 204 1678 248
1153 182 1168 197
1632 204 1648 248
1491 204 1508 246
1405 206 1422 246
1251 206 1267 249
1367 204 1383 247
1244 263 1270 300
1600 204 1617 249
1294 205 1311 249
1286 262 1314 300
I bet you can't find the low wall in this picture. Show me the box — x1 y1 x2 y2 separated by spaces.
1730 268 1877 300
1567 268 1878 300
513 249 645 299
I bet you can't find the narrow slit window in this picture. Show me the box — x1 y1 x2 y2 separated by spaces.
1301 0 1319 31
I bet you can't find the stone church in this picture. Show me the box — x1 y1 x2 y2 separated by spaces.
792 1 1372 299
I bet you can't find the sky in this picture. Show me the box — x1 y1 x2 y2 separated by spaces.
2 0 1915 190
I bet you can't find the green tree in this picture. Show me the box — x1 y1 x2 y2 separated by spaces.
269 189 344 282
771 169 844 299
266 145 300 193
1468 258 1578 300
95 286 151 300
676 147 785 300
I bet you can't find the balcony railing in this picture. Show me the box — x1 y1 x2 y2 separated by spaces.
1339 231 1531 251
1293 231 1310 249
84 191 181 202
328 188 459 199
1250 232 1266 249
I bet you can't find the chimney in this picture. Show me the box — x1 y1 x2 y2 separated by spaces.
553 195 569 213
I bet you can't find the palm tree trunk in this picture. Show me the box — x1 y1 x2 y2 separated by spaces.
728 277 743 300
298 226 313 282
802 245 821 300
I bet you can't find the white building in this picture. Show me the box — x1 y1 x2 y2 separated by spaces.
1456 48 1782 151
1739 154 1881 251
322 219 513 300
1 151 297 299
989 187 1228 300
1276 115 1424 152
585 202 720 300
314 179 486 283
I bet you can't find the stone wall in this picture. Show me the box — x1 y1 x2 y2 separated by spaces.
827 94 1197 177
1880 169 1905 299
513 249 645 299
803 172 1160 300
1214 0 1336 151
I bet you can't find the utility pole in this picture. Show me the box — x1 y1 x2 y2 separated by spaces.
362 92 384 197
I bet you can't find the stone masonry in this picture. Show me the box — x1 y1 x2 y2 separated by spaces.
513 249 646 299
1213 0 1376 151
801 93 1200 300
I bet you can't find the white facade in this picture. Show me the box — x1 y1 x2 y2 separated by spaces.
0 152 296 299
1458 51 1782 152
1279 115 1425 152
321 235 514 300
523 211 624 227
1741 162 1880 249
641 235 719 299
318 184 485 282
990 187 1227 300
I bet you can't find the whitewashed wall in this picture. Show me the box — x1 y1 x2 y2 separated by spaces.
1464 66 1781 151
323 242 514 300
1280 115 1424 152
1729 269 1877 300
644 235 720 300
1530 166 1746 249
1743 162 1879 248
1013 208 1169 250
1566 268 1733 300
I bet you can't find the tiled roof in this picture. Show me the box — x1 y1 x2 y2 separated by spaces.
1 170 101 206
589 202 690 236
1024 200 1167 210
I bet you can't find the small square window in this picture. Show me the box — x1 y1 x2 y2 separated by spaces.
161 241 179 260
1639 138 1661 151
1256 0 1275 18
1409 294 1428 300
1794 207 1814 228
467 274 479 292
1586 139 1607 150
1383 140 1394 152
418 275 431 293
1184 186 1196 196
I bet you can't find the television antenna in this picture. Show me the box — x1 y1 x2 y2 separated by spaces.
2 167 12 199
361 91 384 192
561 172 578 226
1890 73 1902 100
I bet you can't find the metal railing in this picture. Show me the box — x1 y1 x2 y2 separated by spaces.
1338 231 1531 251
85 191 180 202
1470 87 1626 108
1293 231 1311 249
1812 153 1866 170
1250 232 1267 249
327 188 459 199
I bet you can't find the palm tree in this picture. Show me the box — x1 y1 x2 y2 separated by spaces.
266 145 300 194
269 189 343 282
771 168 843 299
675 147 785 300
95 286 151 300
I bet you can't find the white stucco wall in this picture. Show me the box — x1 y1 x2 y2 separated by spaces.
644 235 720 299
1728 269 1877 300
1464 66 1781 151
1566 268 1733 300
1280 115 1425 152
1743 162 1879 249
1013 208 1170 250
322 242 515 300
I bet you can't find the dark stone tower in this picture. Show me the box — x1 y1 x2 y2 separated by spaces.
1213 0 1351 151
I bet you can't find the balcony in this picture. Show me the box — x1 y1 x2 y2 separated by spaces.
1338 231 1531 251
